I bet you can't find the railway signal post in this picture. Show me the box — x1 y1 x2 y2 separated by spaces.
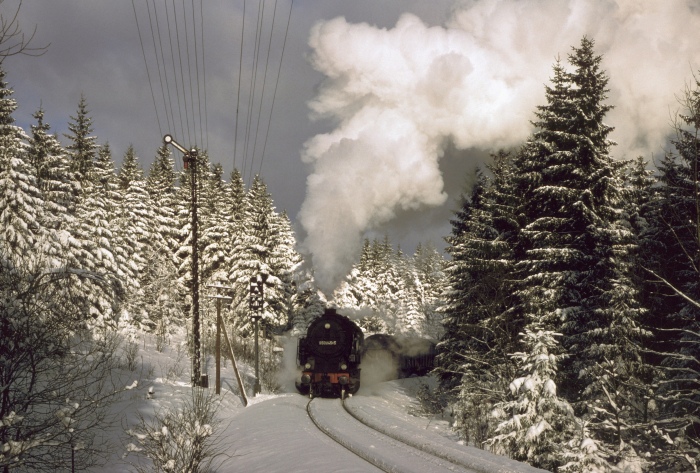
250 272 268 395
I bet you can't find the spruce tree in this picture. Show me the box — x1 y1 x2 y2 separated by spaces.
487 325 576 471
512 37 646 464
268 210 303 331
144 145 183 329
0 67 43 268
64 94 97 185
28 107 78 232
645 76 700 469
113 145 153 322
72 143 120 324
441 153 521 447
436 171 489 391
200 162 229 284
146 144 179 254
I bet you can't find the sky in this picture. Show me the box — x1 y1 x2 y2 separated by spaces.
7 0 700 293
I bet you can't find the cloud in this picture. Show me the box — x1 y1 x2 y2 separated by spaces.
299 0 700 294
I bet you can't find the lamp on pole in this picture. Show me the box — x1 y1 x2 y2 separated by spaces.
163 134 204 387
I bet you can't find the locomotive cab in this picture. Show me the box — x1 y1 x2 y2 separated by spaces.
296 309 363 398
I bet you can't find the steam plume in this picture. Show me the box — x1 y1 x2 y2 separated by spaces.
299 0 700 294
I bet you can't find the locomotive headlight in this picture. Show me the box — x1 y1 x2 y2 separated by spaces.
340 362 347 370
305 362 312 370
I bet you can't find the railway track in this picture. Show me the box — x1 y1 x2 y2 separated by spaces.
306 397 478 473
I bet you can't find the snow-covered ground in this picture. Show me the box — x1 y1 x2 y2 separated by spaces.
94 329 544 472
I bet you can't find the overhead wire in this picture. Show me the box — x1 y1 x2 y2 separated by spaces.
145 0 172 134
191 0 204 150
250 0 279 175
131 0 163 137
233 0 247 172
200 0 209 152
172 0 192 145
242 0 266 183
131 0 293 184
182 0 196 148
164 0 186 143
258 0 293 175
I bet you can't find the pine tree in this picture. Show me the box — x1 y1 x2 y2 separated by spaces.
487 325 576 471
113 145 153 323
512 37 646 463
0 67 44 268
644 75 700 470
436 172 489 391
146 144 179 254
28 107 78 232
144 145 183 329
412 242 446 339
440 153 522 446
64 94 97 185
71 143 120 324
268 211 303 331
200 162 229 284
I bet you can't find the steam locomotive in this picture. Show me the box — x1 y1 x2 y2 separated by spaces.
295 308 437 398
296 308 363 398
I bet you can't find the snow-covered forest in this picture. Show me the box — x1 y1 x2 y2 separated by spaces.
435 38 700 472
0 45 446 469
2 7 700 470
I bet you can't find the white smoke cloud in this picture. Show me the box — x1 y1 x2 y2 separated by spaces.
299 0 700 294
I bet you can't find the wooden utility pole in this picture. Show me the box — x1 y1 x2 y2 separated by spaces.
206 284 232 394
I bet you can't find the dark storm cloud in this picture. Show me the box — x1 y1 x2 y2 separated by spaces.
6 0 460 253
11 1 697 295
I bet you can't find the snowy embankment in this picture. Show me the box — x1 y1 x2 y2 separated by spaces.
346 379 547 473
95 331 544 472
309 396 476 473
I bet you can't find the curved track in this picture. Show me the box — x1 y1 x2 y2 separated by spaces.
307 397 478 473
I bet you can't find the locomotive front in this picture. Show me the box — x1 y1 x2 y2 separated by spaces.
296 308 363 398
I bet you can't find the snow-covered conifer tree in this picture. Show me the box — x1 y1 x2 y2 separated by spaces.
144 144 183 328
440 152 521 446
64 94 97 185
28 107 78 233
488 326 576 471
71 142 120 324
643 75 700 469
113 145 153 323
0 67 44 269
512 38 646 463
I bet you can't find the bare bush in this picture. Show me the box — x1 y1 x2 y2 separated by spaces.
127 387 227 472
0 263 127 472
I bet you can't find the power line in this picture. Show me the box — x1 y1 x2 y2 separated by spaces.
164 0 186 142
191 0 205 150
200 0 209 151
131 0 294 186
259 0 293 175
132 0 163 137
152 0 176 135
147 0 173 133
233 0 247 172
250 0 279 174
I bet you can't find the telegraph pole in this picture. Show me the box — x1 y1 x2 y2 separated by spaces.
206 284 232 395
249 272 268 395
163 134 204 387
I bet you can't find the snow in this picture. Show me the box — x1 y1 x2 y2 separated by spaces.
92 329 545 472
